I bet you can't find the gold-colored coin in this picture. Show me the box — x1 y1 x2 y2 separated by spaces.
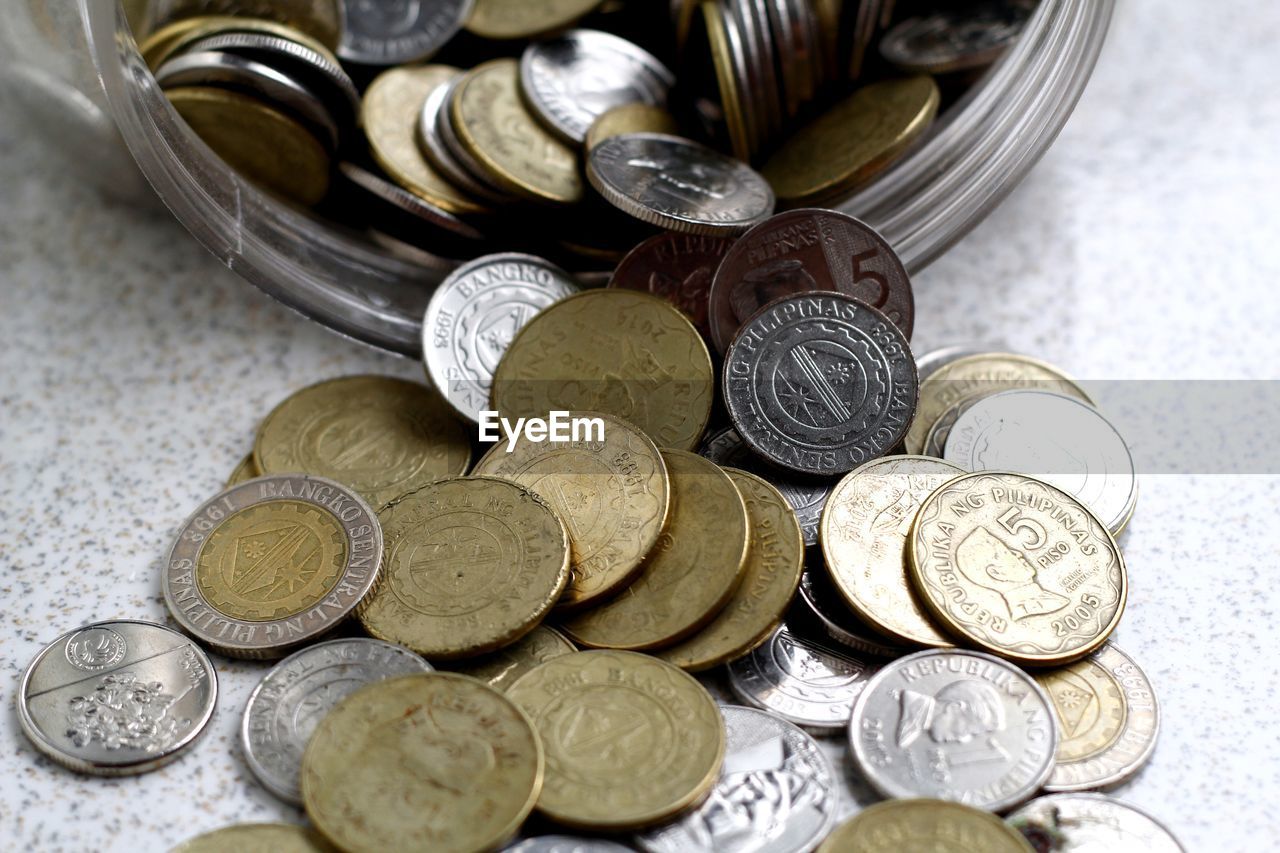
465 0 604 40
167 87 330 206
363 66 490 217
144 0 342 50
172 824 335 853
254 375 471 511
442 625 577 691
820 455 962 648
658 468 803 671
139 15 339 70
225 452 260 488
905 352 1095 455
506 650 725 830
818 799 1033 853
471 413 670 610
909 471 1127 666
701 1 751 162
450 59 583 205
357 476 570 660
491 290 715 451
763 76 940 207
585 103 680 153
561 450 749 650
302 673 542 853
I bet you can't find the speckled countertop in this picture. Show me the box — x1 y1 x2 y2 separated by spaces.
2 2 1278 850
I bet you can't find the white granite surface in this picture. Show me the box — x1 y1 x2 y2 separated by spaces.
2 1 1279 850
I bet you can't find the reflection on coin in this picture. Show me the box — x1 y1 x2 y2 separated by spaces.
849 648 1056 811
18 620 217 776
302 673 542 853
562 450 749 650
254 376 471 511
727 625 876 731
164 475 382 658
820 456 962 647
172 823 334 853
466 0 605 40
145 0 343 50
506 839 633 853
909 472 1127 666
723 292 918 475
339 0 473 65
226 452 260 487
471 413 669 609
1036 643 1159 792
819 799 1033 853
608 232 732 341
422 253 579 424
443 625 577 692
880 1 1034 74
794 567 907 658
637 705 837 853
943 390 1138 534
242 638 432 803
1007 794 1185 852
140 15 341 72
508 650 725 830
586 103 680 152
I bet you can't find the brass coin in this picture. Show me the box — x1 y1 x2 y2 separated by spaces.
701 0 751 162
172 824 334 853
905 352 1094 456
471 413 670 610
302 673 542 853
363 66 490 217
442 624 577 692
167 86 330 206
909 471 1127 666
561 450 749 651
491 290 715 451
140 15 340 71
465 0 604 40
145 0 343 51
657 468 804 671
225 452 260 488
820 455 962 648
254 375 471 511
506 650 725 830
762 76 940 207
585 103 680 153
357 476 571 660
450 59 583 205
818 799 1033 852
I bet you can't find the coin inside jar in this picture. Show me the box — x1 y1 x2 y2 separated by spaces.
465 0 606 40
585 103 681 152
606 231 732 342
338 0 473 66
145 0 343 51
880 1 1035 74
439 624 577 692
819 799 1035 853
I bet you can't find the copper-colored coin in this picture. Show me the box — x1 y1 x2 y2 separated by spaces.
607 232 732 341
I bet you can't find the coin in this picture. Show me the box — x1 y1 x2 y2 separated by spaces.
145 0 343 50
521 29 675 145
762 76 939 206
18 620 217 776
1036 643 1159 792
172 824 334 853
922 395 976 458
164 474 382 658
417 72 517 205
904 352 1093 456
242 638 433 803
701 0 752 161
423 253 580 424
226 452 260 487
585 103 680 152
707 209 915 352
506 650 725 829
140 15 341 71
637 705 838 853
914 342 1013 381
491 290 715 451
880 1 1034 74
335 160 487 252
254 375 471 511
442 624 577 691
657 468 803 670
357 476 571 659
506 839 633 853
727 624 876 731
561 450 749 650
607 232 731 340
818 799 1034 853
466 0 605 40
302 673 542 853
848 648 1057 810
586 133 775 235
471 413 669 608
723 292 918 475
339 0 473 65
794 566 907 658
943 390 1139 534
820 455 963 647
452 59 584 205
1007 793 1185 852
909 471 1127 666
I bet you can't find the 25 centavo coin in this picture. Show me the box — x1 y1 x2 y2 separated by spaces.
820 800 1033 853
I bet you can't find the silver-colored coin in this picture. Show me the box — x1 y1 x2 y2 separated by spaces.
764 0 803 118
720 3 762 155
922 394 980 458
339 0 474 66
18 620 217 776
848 648 1057 811
722 292 918 475
163 474 383 659
241 637 432 803
848 0 885 80
740 0 783 142
422 253 580 423
504 838 634 852
943 389 1138 533
586 132 775 236
1006 794 1185 852
338 161 487 244
520 29 674 145
879 0 1035 74
727 625 877 732
433 73 523 203
417 74 515 205
794 566 905 659
914 342 1013 381
637 705 837 852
